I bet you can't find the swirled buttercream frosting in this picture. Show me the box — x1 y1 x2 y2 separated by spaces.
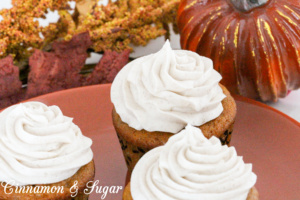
0 102 93 185
131 125 257 200
111 40 226 133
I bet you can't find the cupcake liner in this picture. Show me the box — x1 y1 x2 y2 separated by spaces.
116 124 235 172
122 183 132 200
219 122 235 145
247 187 259 200
116 132 150 172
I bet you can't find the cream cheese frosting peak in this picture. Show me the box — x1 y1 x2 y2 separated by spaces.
130 125 257 200
111 40 226 133
0 102 93 185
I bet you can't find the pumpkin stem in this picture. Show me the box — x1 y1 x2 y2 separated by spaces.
229 0 269 12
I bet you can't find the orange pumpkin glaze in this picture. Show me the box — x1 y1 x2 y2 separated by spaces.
177 0 300 101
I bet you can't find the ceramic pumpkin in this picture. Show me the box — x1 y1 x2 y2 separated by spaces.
177 0 300 101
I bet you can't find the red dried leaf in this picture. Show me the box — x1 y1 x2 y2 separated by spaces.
27 32 92 98
85 49 130 85
0 90 26 109
0 55 22 98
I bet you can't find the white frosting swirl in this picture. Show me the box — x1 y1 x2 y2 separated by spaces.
131 125 257 200
0 102 93 185
111 40 226 133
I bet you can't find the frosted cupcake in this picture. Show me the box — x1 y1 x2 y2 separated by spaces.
0 102 94 200
111 40 236 171
123 125 258 200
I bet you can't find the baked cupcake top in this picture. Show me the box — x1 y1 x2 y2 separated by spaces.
0 101 93 185
111 40 225 133
130 125 257 200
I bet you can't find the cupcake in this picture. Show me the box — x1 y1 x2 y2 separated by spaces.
111 40 236 171
123 125 258 200
0 102 94 199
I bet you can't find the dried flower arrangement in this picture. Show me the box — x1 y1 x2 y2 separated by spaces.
0 0 179 109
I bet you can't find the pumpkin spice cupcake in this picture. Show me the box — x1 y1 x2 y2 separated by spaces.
123 125 259 200
0 102 94 200
111 41 236 172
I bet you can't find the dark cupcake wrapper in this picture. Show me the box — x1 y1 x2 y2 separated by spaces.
116 123 234 172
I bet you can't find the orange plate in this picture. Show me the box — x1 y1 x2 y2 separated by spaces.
21 84 300 200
